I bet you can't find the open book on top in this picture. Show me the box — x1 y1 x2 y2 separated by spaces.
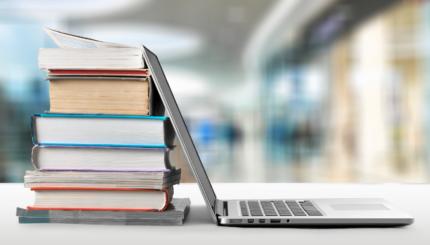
40 28 147 70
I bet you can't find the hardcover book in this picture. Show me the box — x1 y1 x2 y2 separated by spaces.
32 113 174 147
24 169 181 189
31 145 172 171
17 198 190 226
48 69 149 77
28 187 174 212
49 76 157 115
39 47 147 70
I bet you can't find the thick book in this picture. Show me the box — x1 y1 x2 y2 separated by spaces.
48 76 158 115
24 169 181 189
28 187 173 212
31 145 171 171
17 198 190 225
32 113 174 147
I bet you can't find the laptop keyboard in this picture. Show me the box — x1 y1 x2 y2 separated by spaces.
240 200 322 217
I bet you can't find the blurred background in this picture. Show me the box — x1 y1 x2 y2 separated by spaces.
0 0 430 183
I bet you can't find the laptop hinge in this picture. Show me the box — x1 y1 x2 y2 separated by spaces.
215 200 228 216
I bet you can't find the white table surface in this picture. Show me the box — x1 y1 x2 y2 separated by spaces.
2 182 429 245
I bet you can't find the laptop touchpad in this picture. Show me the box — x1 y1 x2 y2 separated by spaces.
331 204 389 211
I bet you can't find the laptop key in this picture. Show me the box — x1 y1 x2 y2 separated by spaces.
273 201 292 216
286 201 307 216
247 201 263 216
299 201 323 216
261 201 278 216
304 210 322 216
240 201 249 216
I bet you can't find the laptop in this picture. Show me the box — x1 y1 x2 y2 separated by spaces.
142 47 414 227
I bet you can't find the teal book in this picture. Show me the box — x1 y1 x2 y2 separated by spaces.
31 113 174 148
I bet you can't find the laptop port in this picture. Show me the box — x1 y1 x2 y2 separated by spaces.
248 219 254 224
270 219 281 224
259 219 265 224
230 219 242 224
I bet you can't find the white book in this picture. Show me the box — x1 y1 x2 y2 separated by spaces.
39 28 144 70
24 169 181 189
29 187 173 211
39 47 145 70
31 145 172 171
32 113 174 147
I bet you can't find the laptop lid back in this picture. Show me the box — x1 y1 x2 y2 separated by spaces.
142 47 218 222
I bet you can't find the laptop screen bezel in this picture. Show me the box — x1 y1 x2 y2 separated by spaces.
142 47 218 222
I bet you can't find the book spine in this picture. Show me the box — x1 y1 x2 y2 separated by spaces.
31 146 41 170
149 77 166 116
31 115 39 145
163 119 175 147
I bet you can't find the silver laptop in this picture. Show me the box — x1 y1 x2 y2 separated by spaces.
142 47 414 227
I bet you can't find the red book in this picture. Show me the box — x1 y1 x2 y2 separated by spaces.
48 69 149 77
27 187 172 212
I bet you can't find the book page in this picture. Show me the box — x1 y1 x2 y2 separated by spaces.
45 28 131 49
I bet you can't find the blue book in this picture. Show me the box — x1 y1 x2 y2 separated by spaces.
31 113 174 148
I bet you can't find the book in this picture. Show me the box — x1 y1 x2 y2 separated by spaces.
32 113 174 147
31 145 171 171
40 28 143 70
48 76 157 115
48 69 149 77
28 187 173 212
39 47 147 70
17 198 190 225
24 169 181 189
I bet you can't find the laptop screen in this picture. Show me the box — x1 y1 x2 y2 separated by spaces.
143 47 218 221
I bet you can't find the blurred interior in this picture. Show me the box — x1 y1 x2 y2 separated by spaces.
1 0 430 183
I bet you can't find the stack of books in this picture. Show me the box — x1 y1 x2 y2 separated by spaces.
17 29 189 225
